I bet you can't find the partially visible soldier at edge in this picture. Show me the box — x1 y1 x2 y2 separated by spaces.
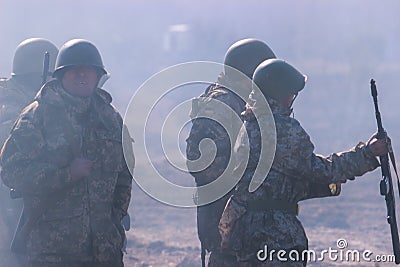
0 39 134 267
186 38 276 267
219 59 388 266
0 38 58 267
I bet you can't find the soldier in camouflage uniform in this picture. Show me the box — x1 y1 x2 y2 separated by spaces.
219 59 388 266
186 39 276 267
0 38 58 233
0 38 58 267
0 39 133 267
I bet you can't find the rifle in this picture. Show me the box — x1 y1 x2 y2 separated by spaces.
370 79 400 264
41 51 50 86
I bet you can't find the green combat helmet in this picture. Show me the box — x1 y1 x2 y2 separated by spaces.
253 58 307 100
11 38 58 79
11 38 58 90
224 38 276 80
53 39 107 79
12 38 58 77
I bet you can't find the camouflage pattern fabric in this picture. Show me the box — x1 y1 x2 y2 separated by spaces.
186 73 248 265
187 74 246 186
0 78 40 145
0 77 40 267
0 79 133 264
219 93 380 266
0 78 38 229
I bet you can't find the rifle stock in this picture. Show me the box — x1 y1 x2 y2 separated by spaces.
370 79 400 264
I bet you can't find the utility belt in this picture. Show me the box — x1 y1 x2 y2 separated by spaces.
246 198 299 216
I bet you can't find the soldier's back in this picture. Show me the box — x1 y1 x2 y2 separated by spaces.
0 78 36 144
0 77 31 267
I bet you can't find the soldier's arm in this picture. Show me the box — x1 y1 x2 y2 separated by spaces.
186 118 232 185
190 93 237 138
0 107 73 196
288 119 379 184
113 167 133 221
113 124 133 221
186 93 238 177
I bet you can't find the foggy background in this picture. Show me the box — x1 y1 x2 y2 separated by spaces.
1 0 400 266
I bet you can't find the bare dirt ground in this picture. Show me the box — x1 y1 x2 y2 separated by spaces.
124 183 201 267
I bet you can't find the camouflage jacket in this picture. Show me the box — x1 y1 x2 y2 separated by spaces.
186 74 249 252
186 74 247 185
0 80 133 263
0 77 38 240
220 95 380 261
0 77 38 146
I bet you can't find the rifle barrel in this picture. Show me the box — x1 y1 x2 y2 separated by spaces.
370 79 400 264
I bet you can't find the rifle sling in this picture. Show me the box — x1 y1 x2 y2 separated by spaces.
387 140 400 199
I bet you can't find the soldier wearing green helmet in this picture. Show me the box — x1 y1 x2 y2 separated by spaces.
0 37 58 267
0 39 133 267
224 38 276 81
53 39 107 79
186 38 276 267
0 38 58 149
10 38 58 88
252 58 307 101
219 59 389 266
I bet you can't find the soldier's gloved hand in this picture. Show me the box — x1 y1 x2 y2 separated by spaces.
70 157 93 181
366 133 389 157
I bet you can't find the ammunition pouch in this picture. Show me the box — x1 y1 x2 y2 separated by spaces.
219 197 246 250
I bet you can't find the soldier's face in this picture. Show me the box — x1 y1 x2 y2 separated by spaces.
62 65 99 97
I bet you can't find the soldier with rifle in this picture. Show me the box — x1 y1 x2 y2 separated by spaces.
0 38 58 267
218 59 390 266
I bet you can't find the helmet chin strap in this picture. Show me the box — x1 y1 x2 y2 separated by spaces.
97 73 111 88
288 93 298 118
